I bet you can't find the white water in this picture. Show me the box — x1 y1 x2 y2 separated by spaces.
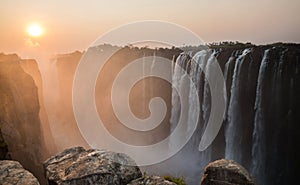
251 50 269 183
195 50 214 169
167 50 218 184
168 47 295 185
150 52 156 100
170 53 189 133
169 53 191 150
225 48 252 163
32 46 294 185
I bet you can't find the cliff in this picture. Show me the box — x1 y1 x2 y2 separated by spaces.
20 58 57 155
52 46 179 147
0 43 299 185
0 126 8 159
0 53 49 184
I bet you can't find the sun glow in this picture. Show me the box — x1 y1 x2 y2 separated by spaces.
27 23 44 37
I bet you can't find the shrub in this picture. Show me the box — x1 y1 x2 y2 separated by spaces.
164 176 187 185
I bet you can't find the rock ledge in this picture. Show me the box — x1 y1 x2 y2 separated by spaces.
44 146 142 185
0 160 40 185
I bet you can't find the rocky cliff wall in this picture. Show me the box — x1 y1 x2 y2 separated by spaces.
0 53 48 184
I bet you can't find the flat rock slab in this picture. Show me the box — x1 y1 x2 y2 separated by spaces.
44 146 142 185
0 160 40 185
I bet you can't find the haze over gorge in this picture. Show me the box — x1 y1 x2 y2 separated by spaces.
0 42 299 185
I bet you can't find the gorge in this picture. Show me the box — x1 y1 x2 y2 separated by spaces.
0 43 299 185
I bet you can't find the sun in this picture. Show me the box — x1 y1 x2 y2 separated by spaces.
27 23 44 37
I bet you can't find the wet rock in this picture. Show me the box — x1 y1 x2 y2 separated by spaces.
44 146 142 185
128 175 177 185
201 159 257 185
0 160 40 185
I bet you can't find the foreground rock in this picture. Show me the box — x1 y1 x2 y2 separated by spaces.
44 147 142 185
201 159 257 185
0 160 40 185
128 175 177 185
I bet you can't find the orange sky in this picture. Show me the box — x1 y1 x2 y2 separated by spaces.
1 0 300 58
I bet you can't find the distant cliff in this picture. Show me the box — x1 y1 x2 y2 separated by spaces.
52 51 88 148
52 47 179 147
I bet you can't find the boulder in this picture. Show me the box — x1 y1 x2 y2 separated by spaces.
44 146 142 185
0 160 40 185
128 175 177 185
201 159 257 185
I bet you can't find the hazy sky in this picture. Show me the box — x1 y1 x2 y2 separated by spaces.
1 0 300 57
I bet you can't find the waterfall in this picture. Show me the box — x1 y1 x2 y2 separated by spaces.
169 53 191 133
144 46 298 185
223 52 237 109
150 52 156 99
196 50 216 168
168 50 217 184
170 50 213 148
202 51 216 135
188 50 207 138
251 47 293 185
142 53 146 117
251 49 269 184
225 48 252 163
169 52 193 153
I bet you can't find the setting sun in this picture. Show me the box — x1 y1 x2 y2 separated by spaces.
27 23 43 37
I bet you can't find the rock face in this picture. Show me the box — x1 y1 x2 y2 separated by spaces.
0 53 48 184
20 58 57 155
201 159 257 185
128 176 177 185
44 147 142 185
0 126 9 159
0 160 40 185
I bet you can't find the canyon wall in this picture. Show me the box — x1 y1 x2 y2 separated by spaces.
0 53 51 184
0 43 299 185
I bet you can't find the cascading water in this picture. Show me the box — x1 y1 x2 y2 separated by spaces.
196 50 216 167
223 51 238 109
251 49 270 185
167 46 299 185
168 50 219 184
250 47 298 185
2 44 299 185
142 53 146 117
9 44 296 185
225 48 252 164
189 50 208 139
150 52 156 98
170 53 191 134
